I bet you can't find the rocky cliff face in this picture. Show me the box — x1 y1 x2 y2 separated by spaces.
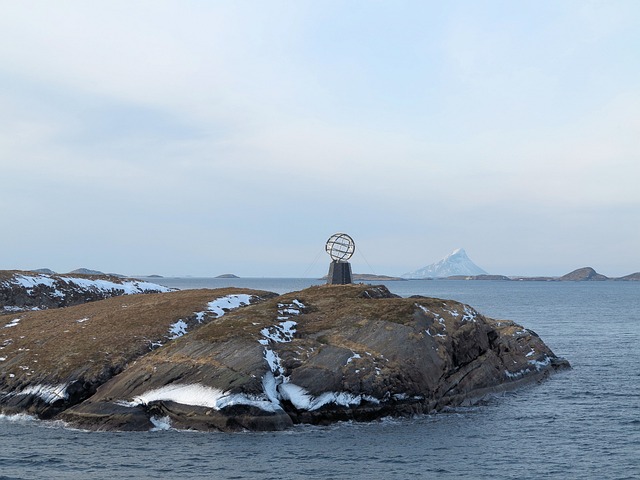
0 284 569 431
0 271 172 312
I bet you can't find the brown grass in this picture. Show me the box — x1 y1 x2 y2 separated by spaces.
0 288 274 384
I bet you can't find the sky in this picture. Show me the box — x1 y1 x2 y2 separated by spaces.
1 1 639 278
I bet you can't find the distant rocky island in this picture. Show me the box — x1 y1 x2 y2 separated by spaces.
441 267 640 282
215 273 240 278
322 273 405 282
0 270 569 432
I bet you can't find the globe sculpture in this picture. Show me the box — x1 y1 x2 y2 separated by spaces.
325 233 355 284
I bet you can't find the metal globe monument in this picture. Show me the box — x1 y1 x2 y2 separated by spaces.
325 233 355 284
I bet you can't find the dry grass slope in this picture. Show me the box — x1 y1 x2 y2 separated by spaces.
0 288 276 388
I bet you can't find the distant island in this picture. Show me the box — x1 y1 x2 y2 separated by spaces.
353 273 405 281
215 274 240 278
437 267 640 282
321 273 405 281
401 248 639 281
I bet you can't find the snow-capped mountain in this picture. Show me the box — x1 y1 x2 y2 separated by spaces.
402 248 488 279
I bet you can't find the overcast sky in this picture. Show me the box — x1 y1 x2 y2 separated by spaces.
1 1 639 277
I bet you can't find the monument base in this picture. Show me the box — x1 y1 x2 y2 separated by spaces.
327 261 353 285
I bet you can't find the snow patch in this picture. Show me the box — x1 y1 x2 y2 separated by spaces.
279 383 374 411
166 294 255 340
62 277 172 294
260 321 297 344
12 274 56 289
129 383 282 413
504 369 527 379
11 383 69 404
3 306 23 312
168 320 188 339
263 349 284 376
206 294 254 318
461 305 478 323
528 355 552 370
346 352 361 364
3 318 20 328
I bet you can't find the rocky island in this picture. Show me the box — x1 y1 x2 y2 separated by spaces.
0 273 569 432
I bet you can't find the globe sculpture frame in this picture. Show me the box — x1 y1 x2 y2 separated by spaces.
325 233 355 285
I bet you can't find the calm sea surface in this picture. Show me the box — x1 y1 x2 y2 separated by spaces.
1 279 639 480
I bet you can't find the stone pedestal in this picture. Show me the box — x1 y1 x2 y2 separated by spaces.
327 261 352 285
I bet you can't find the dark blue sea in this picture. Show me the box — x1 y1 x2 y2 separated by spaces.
1 279 639 480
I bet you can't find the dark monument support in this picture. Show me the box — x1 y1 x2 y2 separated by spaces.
327 260 352 285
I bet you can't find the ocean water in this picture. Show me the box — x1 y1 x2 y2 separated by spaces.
1 279 639 480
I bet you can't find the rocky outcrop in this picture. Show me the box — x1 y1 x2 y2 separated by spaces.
559 267 608 281
0 288 277 420
0 284 570 432
616 272 640 281
0 271 173 312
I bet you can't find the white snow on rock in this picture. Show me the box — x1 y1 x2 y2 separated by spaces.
61 277 172 294
206 294 254 318
255 298 382 413
528 355 552 370
3 306 23 312
260 321 297 344
127 383 283 413
279 383 379 411
168 320 189 339
12 275 56 289
505 355 552 380
263 349 284 376
8 383 69 404
259 299 303 373
461 305 478 323
416 304 447 338
3 318 20 328
166 294 257 340
346 352 361 364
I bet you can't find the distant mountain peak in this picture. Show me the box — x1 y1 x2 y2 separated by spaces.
402 248 488 279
